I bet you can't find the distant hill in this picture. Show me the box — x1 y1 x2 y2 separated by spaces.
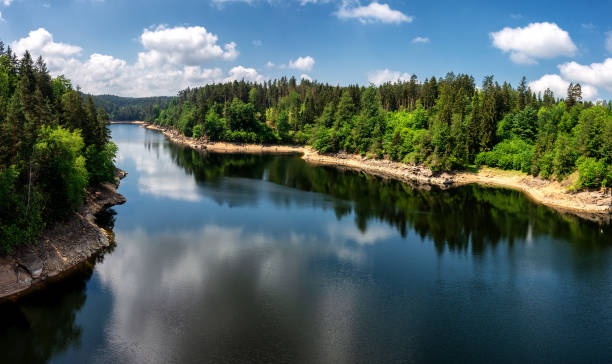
86 94 175 122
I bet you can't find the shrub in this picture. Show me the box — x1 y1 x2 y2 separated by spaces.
34 126 89 220
85 142 118 185
475 138 534 173
575 157 609 189
192 124 204 139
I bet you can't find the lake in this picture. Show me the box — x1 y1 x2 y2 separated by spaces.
1 124 611 363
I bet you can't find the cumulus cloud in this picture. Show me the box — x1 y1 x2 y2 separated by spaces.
11 28 82 69
224 65 265 82
2 0 12 6
490 22 577 64
300 74 312 81
9 27 262 97
137 25 238 68
367 69 411 85
558 58 612 92
289 56 315 71
266 61 275 68
528 74 598 101
411 36 429 44
335 1 413 24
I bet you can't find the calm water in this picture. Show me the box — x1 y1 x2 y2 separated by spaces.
2 124 612 363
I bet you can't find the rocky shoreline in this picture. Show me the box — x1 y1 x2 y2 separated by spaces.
0 170 127 301
141 123 612 221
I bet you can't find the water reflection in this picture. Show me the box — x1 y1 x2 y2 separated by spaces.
2 125 612 363
0 268 90 363
160 140 612 255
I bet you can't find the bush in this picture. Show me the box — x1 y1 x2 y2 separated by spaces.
192 124 204 139
575 157 610 189
204 109 226 141
313 126 335 153
85 142 118 185
34 126 89 220
475 138 534 173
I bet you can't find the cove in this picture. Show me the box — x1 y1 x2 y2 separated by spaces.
1 124 611 363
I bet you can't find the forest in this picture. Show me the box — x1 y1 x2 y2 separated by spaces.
152 75 612 190
89 94 174 122
0 42 117 252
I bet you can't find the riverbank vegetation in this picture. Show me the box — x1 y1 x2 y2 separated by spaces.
152 76 612 190
89 94 173 122
0 43 117 252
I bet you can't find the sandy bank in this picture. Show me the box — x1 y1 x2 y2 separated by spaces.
142 123 612 220
0 170 127 301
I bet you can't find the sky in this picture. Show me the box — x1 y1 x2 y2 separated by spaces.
1 0 611 99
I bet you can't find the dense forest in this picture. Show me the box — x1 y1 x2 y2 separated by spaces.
89 94 174 122
153 75 612 190
0 42 117 252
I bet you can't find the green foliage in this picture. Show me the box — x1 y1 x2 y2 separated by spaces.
34 126 89 219
204 109 226 141
313 126 335 154
0 166 44 253
575 157 611 189
227 98 256 131
152 73 611 188
475 138 534 172
192 124 204 139
177 102 196 137
0 48 115 252
85 142 118 185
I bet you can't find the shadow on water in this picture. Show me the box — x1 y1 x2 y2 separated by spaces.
0 209 118 364
164 141 612 255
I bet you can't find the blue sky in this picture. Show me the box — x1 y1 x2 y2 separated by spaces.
1 0 611 99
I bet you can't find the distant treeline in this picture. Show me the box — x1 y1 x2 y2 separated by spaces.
88 94 174 121
152 75 612 190
0 42 117 252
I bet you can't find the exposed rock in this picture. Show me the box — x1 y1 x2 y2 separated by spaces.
0 169 126 300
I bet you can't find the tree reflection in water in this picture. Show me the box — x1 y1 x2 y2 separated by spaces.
166 144 611 255
0 209 117 364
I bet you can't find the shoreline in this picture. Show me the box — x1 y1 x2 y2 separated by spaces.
0 170 127 301
141 123 612 221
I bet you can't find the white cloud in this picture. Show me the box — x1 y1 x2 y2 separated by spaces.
528 74 598 101
137 25 238 68
11 28 83 70
335 1 413 24
411 36 429 44
367 68 410 85
558 58 612 92
606 31 612 54
490 22 577 64
581 23 595 30
2 0 13 6
9 27 262 97
252 39 262 47
299 0 334 4
300 73 312 81
289 56 315 71
0 11 3 21
266 61 275 68
224 65 265 82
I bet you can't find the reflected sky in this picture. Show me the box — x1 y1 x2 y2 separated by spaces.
3 124 612 363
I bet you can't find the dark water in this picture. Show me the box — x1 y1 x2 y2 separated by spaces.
2 124 612 363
